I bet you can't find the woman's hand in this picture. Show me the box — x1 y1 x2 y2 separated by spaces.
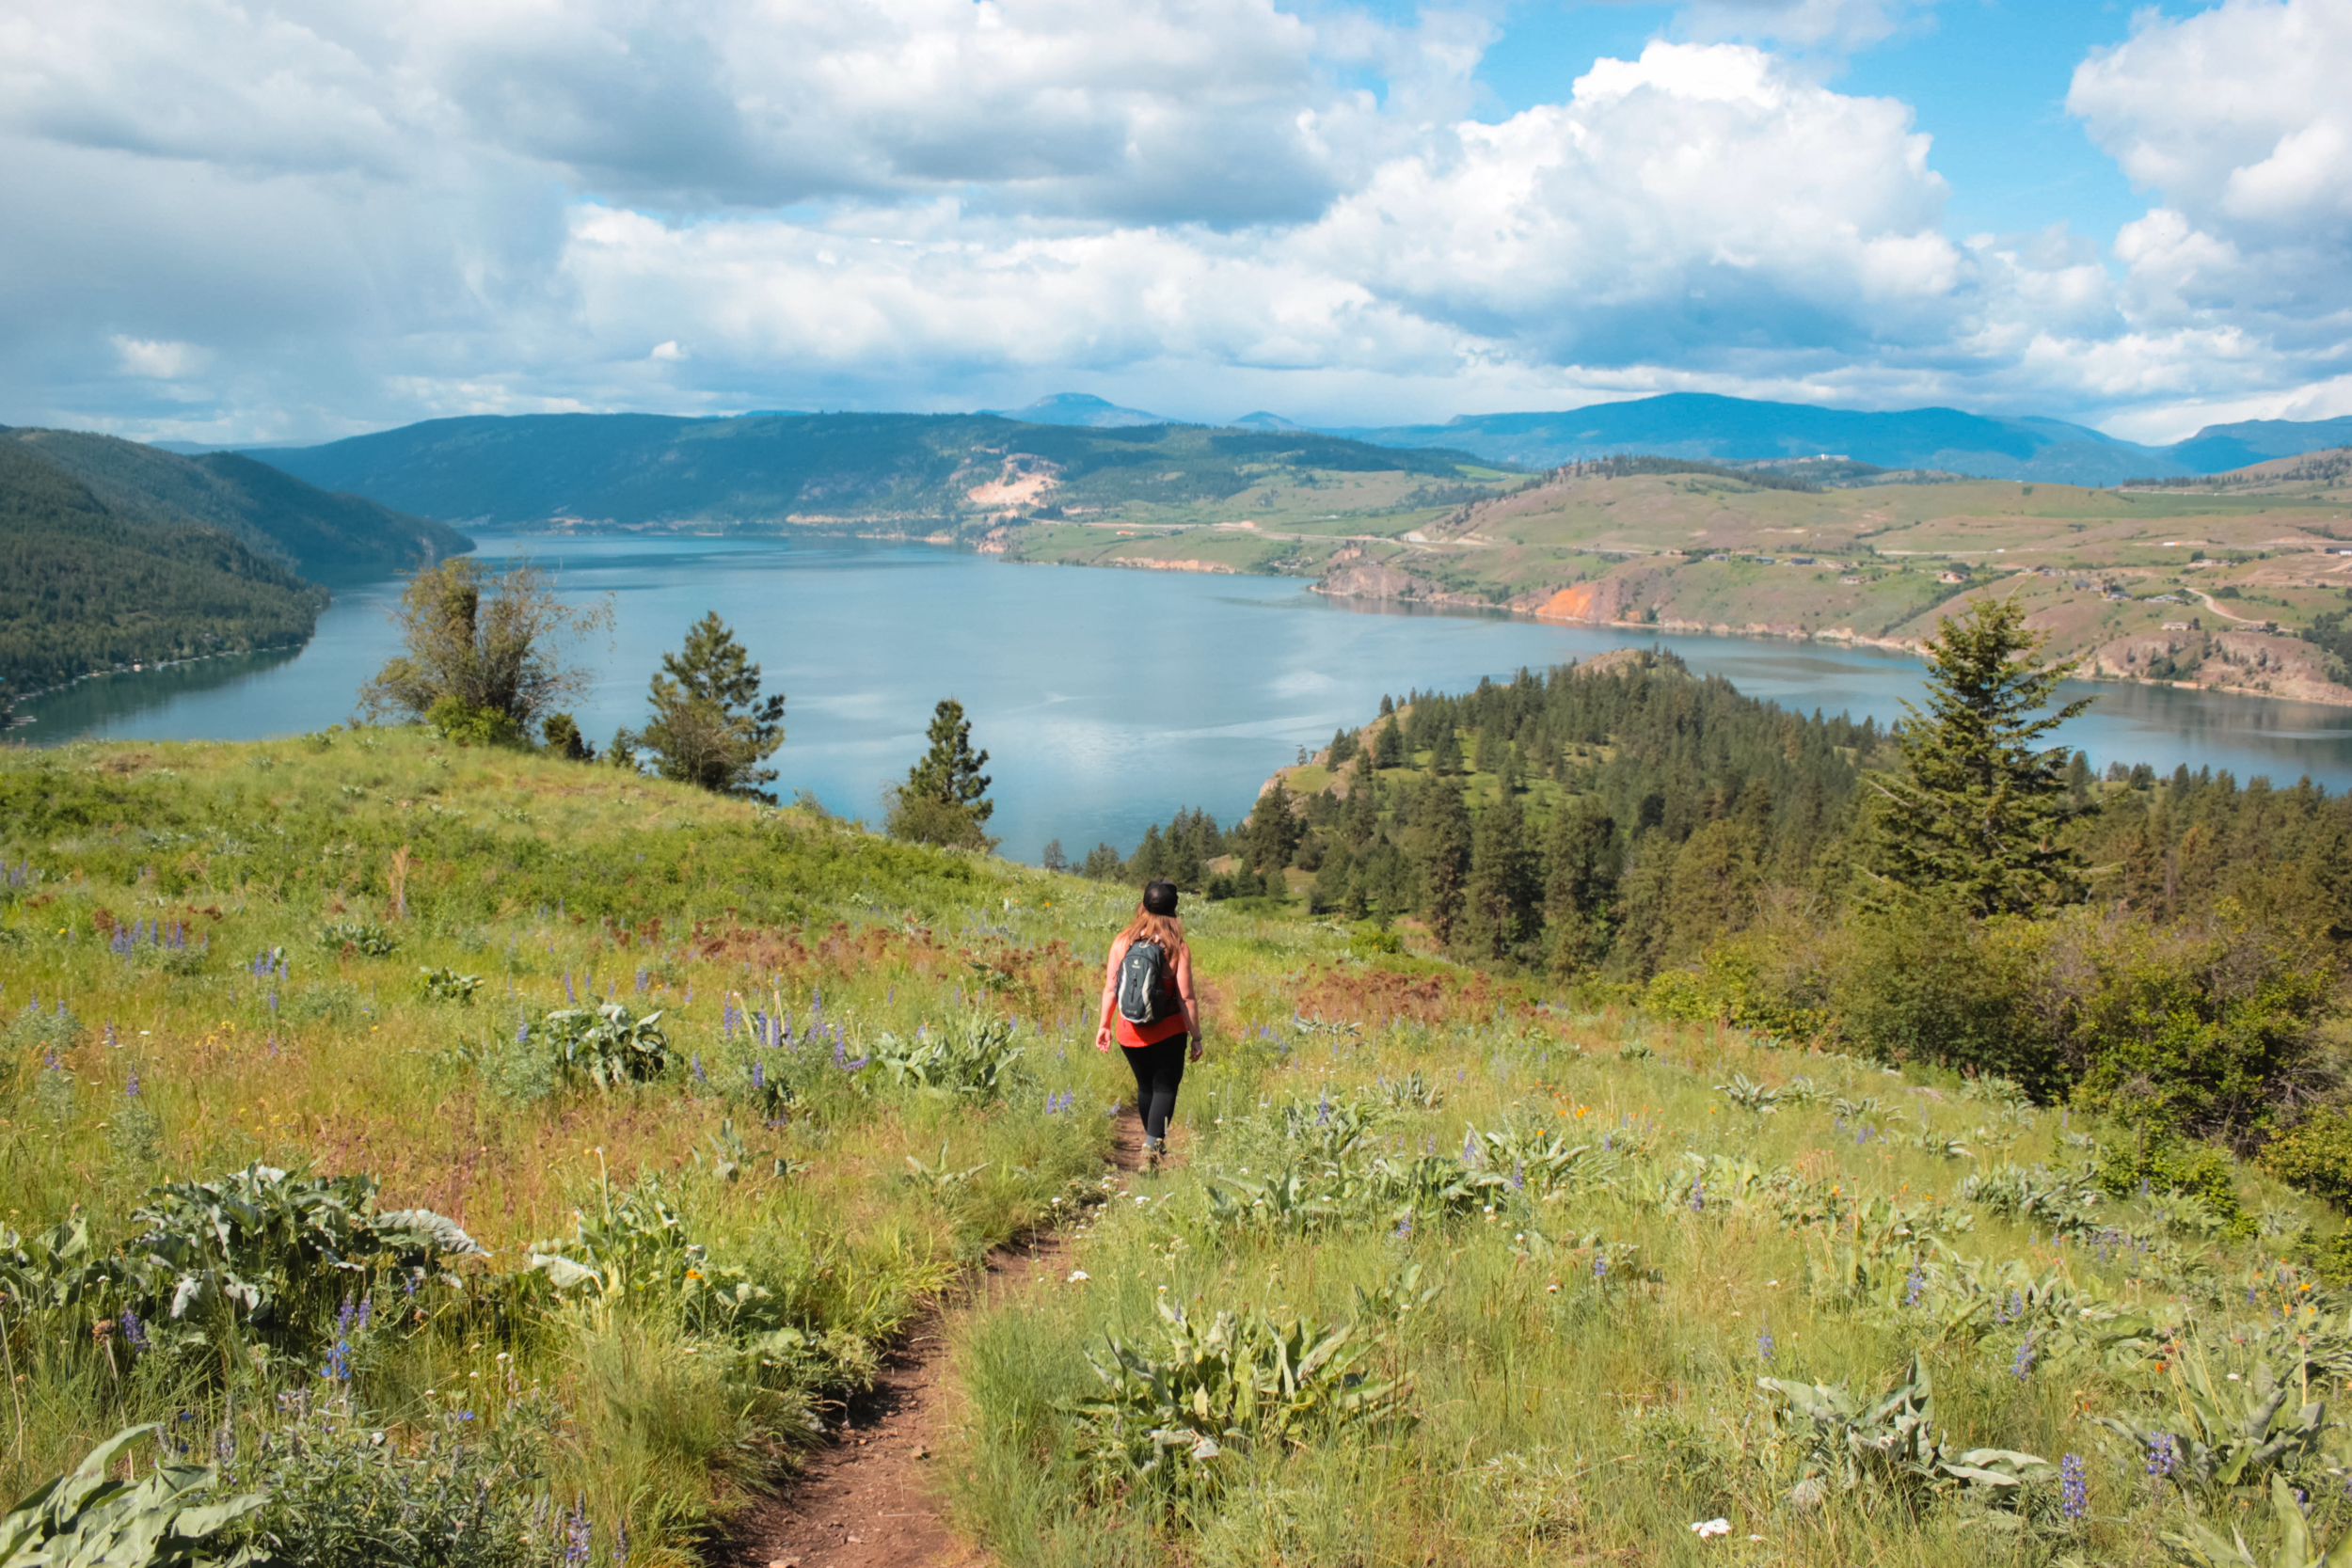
1188 1037 1203 1064
1095 1023 1114 1053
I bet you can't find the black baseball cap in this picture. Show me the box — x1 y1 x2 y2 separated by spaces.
1142 880 1179 915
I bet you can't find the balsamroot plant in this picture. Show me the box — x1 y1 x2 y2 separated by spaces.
417 967 482 1006
869 1012 1024 1099
2091 1348 2332 1497
0 1423 264 1568
1759 1354 2055 1508
1070 1298 1411 1499
1 1166 481 1367
541 1005 672 1089
2167 1475 2352 1568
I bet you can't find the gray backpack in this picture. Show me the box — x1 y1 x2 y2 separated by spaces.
1117 940 1173 1025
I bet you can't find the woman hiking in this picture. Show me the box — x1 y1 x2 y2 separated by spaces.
1094 879 1202 1164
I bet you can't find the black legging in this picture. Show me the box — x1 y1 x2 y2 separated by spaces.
1121 1036 1187 1142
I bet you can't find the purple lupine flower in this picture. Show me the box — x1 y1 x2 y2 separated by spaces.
564 1497 592 1566
2146 1432 2178 1480
516 1018 530 1043
634 969 647 993
1393 1215 1413 1241
692 1053 706 1084
2061 1453 2087 1518
338 1294 358 1337
564 973 577 1005
119 1307 146 1350
1592 1253 1608 1279
324 1338 351 1381
355 1295 373 1332
125 1068 140 1098
1462 1129 1479 1164
1689 1181 1706 1212
1904 1268 1925 1307
2012 1334 2037 1380
1756 1329 1774 1363
1317 1089 1331 1125
1511 1161 1525 1193
752 1060 766 1091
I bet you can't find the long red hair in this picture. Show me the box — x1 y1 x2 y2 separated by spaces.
1117 906 1185 960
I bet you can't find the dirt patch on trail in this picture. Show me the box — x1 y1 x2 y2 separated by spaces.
725 1111 1153 1568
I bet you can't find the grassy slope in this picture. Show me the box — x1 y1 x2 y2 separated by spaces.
8 730 2348 1566
1269 468 2352 701
950 997 2347 1568
0 730 1357 1558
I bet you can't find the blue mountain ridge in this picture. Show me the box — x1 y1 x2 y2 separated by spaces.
1299 392 2344 485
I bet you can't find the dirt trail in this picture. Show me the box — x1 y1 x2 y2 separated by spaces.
728 1110 1152 1568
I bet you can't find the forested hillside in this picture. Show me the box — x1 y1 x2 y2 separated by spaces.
249 410 1504 531
0 443 329 695
4 426 469 578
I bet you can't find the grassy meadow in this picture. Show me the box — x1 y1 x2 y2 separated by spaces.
5 727 2351 1565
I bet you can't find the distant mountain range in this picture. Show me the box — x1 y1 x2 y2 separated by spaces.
990 390 2352 486
978 392 1168 428
1307 393 2352 486
0 429 464 696
245 411 1488 528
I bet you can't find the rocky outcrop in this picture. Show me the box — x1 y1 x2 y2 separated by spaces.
2086 627 2352 706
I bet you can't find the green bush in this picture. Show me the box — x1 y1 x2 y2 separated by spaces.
425 697 523 749
2053 913 2333 1150
2092 1134 2250 1235
229 1398 552 1568
2260 1107 2352 1210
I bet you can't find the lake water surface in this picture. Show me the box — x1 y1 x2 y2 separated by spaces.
25 532 2352 862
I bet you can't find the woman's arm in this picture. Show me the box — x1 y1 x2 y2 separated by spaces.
1094 936 1126 1052
1175 946 1202 1060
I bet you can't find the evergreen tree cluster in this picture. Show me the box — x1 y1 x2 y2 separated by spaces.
1076 650 1884 974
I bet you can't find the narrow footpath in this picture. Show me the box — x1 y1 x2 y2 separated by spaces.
729 1110 1152 1568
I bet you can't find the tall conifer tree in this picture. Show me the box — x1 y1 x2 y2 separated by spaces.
1868 597 2092 916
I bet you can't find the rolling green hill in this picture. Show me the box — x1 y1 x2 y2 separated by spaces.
249 411 1511 532
5 426 470 579
0 442 332 695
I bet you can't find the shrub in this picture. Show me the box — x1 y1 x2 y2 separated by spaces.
2263 1108 2352 1210
2094 1133 2249 1234
426 696 524 749
2052 912 2335 1150
229 1396 552 1568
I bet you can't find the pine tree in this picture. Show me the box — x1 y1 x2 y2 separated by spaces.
1461 792 1540 958
1247 778 1304 874
1542 798 1618 974
1373 719 1404 769
1413 779 1473 943
887 698 996 848
1867 597 2092 916
635 612 787 799
1429 723 1464 775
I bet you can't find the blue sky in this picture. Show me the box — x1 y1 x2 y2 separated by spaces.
1 0 2345 445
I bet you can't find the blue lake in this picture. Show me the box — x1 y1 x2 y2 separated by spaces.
24 532 2352 862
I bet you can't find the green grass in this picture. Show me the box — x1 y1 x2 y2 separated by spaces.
950 1007 2352 1567
7 727 2352 1565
